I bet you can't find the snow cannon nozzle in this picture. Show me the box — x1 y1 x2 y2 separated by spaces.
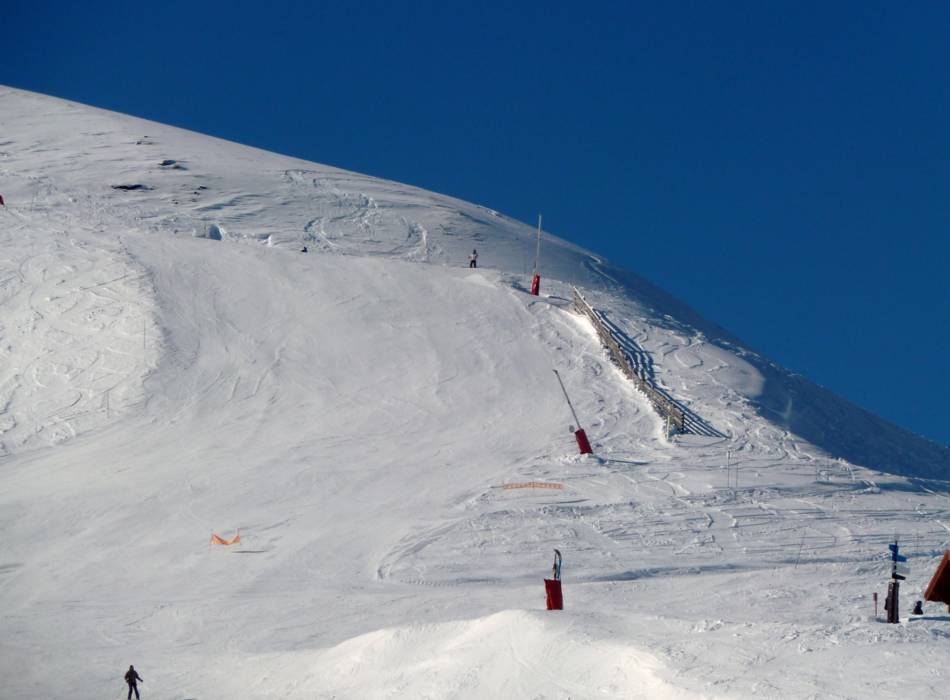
545 549 564 610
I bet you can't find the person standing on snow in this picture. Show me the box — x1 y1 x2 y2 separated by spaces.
469 249 478 268
124 665 144 699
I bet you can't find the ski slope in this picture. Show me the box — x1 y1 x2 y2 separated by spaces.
1 86 948 699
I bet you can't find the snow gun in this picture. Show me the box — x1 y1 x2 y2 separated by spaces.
545 549 563 610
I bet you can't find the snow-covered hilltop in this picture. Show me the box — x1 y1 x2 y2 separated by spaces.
1 86 948 699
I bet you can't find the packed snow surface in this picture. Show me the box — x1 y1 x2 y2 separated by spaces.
1 86 948 699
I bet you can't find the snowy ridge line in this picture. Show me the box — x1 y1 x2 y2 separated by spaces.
572 287 722 438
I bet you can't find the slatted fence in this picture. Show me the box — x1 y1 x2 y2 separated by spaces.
573 287 688 434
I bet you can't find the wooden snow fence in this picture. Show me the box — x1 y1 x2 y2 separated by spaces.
572 287 686 434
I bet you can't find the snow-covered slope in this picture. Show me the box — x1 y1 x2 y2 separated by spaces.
1 86 948 699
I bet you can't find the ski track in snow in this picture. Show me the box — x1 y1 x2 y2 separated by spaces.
1 86 949 700
0 221 158 456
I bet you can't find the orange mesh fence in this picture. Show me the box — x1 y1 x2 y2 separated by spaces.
210 532 241 545
503 482 564 490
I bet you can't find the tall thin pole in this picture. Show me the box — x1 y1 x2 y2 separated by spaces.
552 369 582 429
533 214 543 275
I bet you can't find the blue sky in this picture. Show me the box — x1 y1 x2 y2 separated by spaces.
6 1 949 446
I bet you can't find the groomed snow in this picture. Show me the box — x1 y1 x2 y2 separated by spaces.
1 86 948 699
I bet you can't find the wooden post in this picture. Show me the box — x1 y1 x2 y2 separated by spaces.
886 581 900 623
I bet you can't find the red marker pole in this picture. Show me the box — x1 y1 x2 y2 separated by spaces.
553 369 593 455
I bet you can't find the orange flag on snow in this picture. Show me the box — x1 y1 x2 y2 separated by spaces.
210 532 241 545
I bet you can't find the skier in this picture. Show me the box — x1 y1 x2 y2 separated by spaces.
124 665 144 699
469 249 478 268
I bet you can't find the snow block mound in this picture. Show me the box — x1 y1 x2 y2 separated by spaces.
295 611 699 699
198 223 225 240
